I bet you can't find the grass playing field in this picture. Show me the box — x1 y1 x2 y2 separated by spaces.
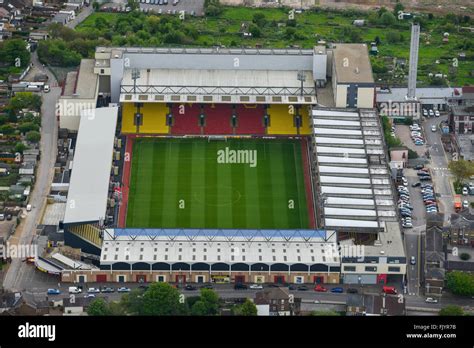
126 138 309 229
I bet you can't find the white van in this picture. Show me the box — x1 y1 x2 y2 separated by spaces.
68 286 82 294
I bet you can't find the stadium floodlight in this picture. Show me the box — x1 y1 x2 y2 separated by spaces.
131 68 141 94
297 70 306 96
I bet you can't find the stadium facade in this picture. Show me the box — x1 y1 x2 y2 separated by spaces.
57 43 406 285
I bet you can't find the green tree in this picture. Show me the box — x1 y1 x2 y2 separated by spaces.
448 160 474 185
0 124 14 135
92 1 100 11
87 298 110 316
249 24 261 38
446 271 474 297
120 288 144 314
139 282 187 316
14 142 27 154
18 122 39 134
393 1 404 16
191 300 208 316
380 12 396 26
26 131 41 143
252 13 266 28
239 299 257 316
199 288 219 315
439 305 464 316
9 92 42 112
0 39 31 68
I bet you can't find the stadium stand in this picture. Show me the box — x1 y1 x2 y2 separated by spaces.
235 104 266 135
203 104 234 135
170 103 202 135
267 104 312 135
121 103 169 134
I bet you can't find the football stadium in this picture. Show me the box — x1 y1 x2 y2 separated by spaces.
57 44 406 285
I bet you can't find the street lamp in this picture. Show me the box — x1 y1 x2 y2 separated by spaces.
131 68 141 94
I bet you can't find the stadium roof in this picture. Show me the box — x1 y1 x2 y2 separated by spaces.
100 228 340 266
311 108 397 232
63 107 118 224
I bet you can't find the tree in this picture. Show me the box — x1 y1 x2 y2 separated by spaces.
92 1 100 11
249 24 261 38
446 271 474 296
0 39 31 68
199 289 219 315
87 298 110 316
19 122 39 134
252 13 266 28
448 160 474 184
239 299 257 316
14 142 27 154
0 124 14 135
9 92 42 112
191 300 208 316
139 282 187 316
26 131 41 143
439 305 464 316
393 1 404 16
380 12 396 26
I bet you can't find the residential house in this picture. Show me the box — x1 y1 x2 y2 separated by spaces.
424 225 445 296
19 162 34 175
254 287 300 316
0 291 22 314
346 293 405 316
63 297 95 315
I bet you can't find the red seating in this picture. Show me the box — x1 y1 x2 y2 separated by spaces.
170 104 201 135
235 104 265 135
203 104 233 135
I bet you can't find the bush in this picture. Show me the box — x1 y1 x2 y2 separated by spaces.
446 271 474 297
380 12 396 26
460 253 471 261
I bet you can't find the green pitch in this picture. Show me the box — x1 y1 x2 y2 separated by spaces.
126 138 309 229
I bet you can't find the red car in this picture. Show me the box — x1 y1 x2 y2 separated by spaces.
314 285 328 292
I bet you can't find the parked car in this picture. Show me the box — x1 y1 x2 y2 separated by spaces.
411 182 421 187
463 200 469 209
249 284 263 290
185 284 197 291
47 288 61 295
314 285 328 292
87 288 100 293
234 283 248 290
435 110 440 117
297 285 309 291
462 187 469 195
382 286 398 295
425 297 438 303
414 164 425 170
431 125 437 132
68 286 82 294
101 287 115 293
330 287 344 293
84 294 96 298
117 287 131 293
347 288 358 294
429 109 434 117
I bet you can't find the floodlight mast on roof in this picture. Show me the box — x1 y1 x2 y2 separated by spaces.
297 70 306 97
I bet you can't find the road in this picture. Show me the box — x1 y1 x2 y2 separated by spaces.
2 52 59 292
19 281 474 314
424 114 453 222
66 6 94 29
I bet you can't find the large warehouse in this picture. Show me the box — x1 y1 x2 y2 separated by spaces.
58 43 405 285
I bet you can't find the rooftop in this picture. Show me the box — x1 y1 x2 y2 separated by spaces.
64 107 118 224
332 44 374 84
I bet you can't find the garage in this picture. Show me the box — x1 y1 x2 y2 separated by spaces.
96 274 107 282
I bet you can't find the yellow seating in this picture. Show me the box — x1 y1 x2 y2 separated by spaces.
121 103 169 134
267 105 311 135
